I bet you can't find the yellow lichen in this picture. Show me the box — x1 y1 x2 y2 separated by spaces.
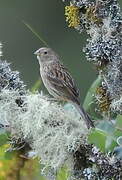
96 86 111 112
65 5 80 27
86 6 102 25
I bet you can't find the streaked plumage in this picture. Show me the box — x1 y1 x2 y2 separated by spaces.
34 47 94 129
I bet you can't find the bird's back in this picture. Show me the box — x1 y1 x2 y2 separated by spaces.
41 61 80 104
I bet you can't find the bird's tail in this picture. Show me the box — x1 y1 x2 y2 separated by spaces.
73 103 94 129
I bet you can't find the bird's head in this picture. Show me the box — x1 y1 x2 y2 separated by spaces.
34 47 59 63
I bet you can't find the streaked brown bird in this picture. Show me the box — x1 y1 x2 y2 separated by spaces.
34 47 94 129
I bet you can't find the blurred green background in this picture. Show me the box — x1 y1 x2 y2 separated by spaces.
0 0 121 101
0 1 122 180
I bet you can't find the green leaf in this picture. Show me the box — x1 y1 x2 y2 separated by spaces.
96 121 117 151
57 167 69 180
105 136 117 151
97 121 115 134
114 129 122 138
31 78 41 93
88 124 117 152
0 133 8 146
88 129 107 152
116 115 122 129
83 76 102 120
4 151 15 160
0 144 9 160
83 76 101 109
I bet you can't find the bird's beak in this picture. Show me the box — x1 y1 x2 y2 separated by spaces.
34 50 39 55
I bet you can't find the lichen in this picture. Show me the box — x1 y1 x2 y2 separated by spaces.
0 60 25 94
0 89 87 172
63 0 122 115
65 4 80 27
96 86 111 113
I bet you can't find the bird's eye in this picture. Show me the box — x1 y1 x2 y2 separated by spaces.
44 51 47 55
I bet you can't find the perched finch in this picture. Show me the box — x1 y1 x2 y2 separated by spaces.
34 47 94 129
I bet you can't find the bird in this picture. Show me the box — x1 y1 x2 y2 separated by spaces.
34 47 94 129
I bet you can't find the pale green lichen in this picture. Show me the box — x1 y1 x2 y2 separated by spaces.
0 89 87 170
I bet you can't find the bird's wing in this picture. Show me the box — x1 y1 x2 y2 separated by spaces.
46 62 80 100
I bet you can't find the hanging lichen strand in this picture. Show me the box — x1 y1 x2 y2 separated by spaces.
64 0 122 115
